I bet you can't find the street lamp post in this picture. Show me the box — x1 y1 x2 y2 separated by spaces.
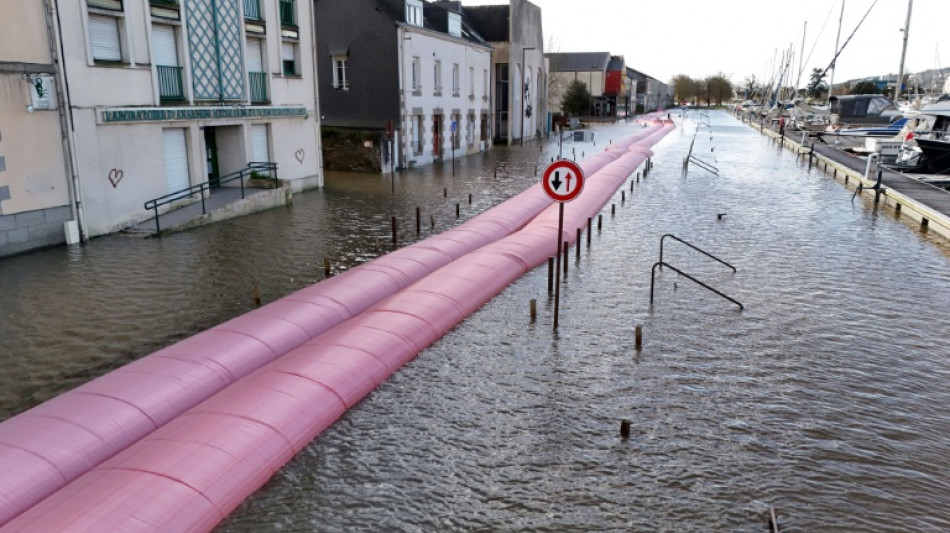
520 46 535 145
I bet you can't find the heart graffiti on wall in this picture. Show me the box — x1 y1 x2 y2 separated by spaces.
295 149 305 164
108 169 124 188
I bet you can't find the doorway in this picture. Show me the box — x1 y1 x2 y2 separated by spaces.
432 114 442 158
204 127 220 187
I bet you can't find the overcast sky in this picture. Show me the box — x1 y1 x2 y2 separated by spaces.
462 0 948 89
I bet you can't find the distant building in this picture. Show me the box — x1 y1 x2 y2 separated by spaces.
315 0 492 171
465 0 546 144
546 52 610 116
627 67 671 112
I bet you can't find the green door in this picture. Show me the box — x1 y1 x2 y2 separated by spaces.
204 127 220 188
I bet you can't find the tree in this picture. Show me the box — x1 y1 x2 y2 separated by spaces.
807 68 827 99
850 80 881 95
705 73 734 106
561 79 592 117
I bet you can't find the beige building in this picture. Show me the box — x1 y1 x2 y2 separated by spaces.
0 0 77 256
1 0 323 255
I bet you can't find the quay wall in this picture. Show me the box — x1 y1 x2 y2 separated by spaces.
0 118 673 530
739 113 950 243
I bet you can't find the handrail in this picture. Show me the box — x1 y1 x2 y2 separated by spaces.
143 162 277 235
650 261 743 310
686 155 720 176
659 233 737 272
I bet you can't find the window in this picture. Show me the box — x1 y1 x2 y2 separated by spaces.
251 124 269 163
332 56 348 89
163 128 190 193
433 60 441 93
411 56 421 91
153 25 183 100
406 0 423 26
279 0 296 26
452 63 459 96
469 67 474 98
281 41 297 75
447 12 461 37
89 14 123 62
243 0 262 20
247 38 267 102
483 68 488 100
412 115 424 153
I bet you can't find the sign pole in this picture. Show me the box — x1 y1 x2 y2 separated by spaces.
554 202 564 330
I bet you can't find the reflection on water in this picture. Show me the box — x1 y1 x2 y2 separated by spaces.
4 113 950 531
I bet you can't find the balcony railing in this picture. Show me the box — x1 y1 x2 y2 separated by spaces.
157 65 184 100
249 71 268 103
242 0 261 20
279 0 295 26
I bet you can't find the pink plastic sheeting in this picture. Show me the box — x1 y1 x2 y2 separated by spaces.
1 120 675 532
0 121 669 527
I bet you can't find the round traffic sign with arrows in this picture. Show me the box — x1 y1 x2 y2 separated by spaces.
542 159 584 202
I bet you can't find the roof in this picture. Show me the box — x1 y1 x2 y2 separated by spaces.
626 66 659 81
373 0 488 46
463 5 510 42
546 52 611 72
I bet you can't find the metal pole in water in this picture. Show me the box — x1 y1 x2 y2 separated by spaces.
548 257 554 293
530 299 537 322
391 216 397 245
576 228 581 261
635 325 643 350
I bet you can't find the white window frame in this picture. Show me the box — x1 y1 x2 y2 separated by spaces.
483 68 488 100
433 60 441 92
413 114 424 154
412 56 421 91
88 13 124 63
281 41 298 76
406 0 423 27
469 66 475 98
452 63 459 96
332 55 348 89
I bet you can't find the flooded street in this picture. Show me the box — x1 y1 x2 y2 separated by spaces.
4 111 950 531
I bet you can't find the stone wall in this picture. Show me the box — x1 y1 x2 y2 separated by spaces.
0 205 71 257
320 128 382 173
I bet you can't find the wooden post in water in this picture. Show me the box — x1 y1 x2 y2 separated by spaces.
635 325 643 350
415 207 420 235
563 241 568 274
611 204 615 217
456 203 460 219
620 419 631 439
598 214 603 231
547 257 554 293
621 190 625 204
253 284 261 307
576 228 581 261
391 216 397 245
530 299 537 322
323 258 331 278
587 217 592 247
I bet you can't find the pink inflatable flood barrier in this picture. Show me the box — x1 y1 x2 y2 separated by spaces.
0 120 674 531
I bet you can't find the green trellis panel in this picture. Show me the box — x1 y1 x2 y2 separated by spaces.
186 0 246 101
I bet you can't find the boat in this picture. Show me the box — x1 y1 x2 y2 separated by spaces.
911 94 950 174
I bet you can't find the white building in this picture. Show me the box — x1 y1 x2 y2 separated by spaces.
42 0 322 240
398 1 493 168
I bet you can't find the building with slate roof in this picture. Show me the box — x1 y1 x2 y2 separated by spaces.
315 0 492 171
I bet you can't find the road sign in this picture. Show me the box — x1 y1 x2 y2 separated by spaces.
542 159 584 202
451 120 457 132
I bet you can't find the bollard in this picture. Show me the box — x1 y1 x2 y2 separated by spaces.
456 203 460 219
845 175 849 185
620 419 631 439
468 193 472 205
587 217 592 247
547 256 554 293
530 299 537 322
416 207 421 235
391 216 397 245
635 325 643 350
895 203 902 215
444 187 447 198
637 172 640 183
576 228 581 261
921 217 929 230
833 168 837 179
621 190 625 204
323 258 331 278
611 204 615 216
253 284 261 307
563 241 569 274
430 214 435 229
598 214 603 231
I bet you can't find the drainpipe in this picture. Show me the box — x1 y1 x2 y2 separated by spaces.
47 0 87 242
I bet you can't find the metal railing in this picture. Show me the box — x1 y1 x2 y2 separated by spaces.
279 0 295 26
249 71 268 103
242 0 262 20
650 234 742 310
143 162 277 235
157 65 184 101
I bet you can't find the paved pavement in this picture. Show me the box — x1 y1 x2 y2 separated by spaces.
130 187 271 235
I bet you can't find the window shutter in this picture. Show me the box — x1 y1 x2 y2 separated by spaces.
90 15 121 61
152 26 178 66
251 125 269 163
162 129 190 193
247 39 263 72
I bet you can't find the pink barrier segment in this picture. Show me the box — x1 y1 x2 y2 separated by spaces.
0 121 674 531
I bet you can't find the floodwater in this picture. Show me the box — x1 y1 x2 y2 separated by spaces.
4 111 950 531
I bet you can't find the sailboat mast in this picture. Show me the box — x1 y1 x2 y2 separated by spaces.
797 21 807 97
828 0 846 105
896 0 913 101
